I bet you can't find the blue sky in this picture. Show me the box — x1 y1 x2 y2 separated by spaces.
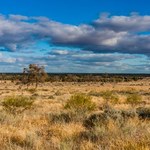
0 0 149 73
1 0 150 24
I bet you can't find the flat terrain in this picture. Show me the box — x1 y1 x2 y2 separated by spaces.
0 78 150 150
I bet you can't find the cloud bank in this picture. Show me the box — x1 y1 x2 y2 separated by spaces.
0 13 149 73
0 49 149 73
0 13 149 56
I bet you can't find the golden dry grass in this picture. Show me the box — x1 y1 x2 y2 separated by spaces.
0 78 150 150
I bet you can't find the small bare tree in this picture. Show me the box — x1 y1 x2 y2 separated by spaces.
22 64 47 89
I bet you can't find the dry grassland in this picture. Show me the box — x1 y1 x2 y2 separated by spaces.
0 78 150 150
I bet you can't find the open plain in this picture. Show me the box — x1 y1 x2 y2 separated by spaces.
0 77 150 150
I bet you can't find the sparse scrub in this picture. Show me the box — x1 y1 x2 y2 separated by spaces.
0 76 149 150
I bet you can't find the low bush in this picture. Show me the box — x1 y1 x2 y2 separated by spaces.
64 93 96 113
2 95 34 114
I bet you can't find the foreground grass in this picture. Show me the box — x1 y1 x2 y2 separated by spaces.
0 80 150 150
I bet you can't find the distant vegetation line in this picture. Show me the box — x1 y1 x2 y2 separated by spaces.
0 73 150 76
0 73 149 82
0 64 149 83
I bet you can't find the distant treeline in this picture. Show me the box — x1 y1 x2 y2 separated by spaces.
0 73 149 83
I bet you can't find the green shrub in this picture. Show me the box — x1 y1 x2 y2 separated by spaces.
126 94 142 106
2 95 34 114
101 91 119 104
64 93 96 113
